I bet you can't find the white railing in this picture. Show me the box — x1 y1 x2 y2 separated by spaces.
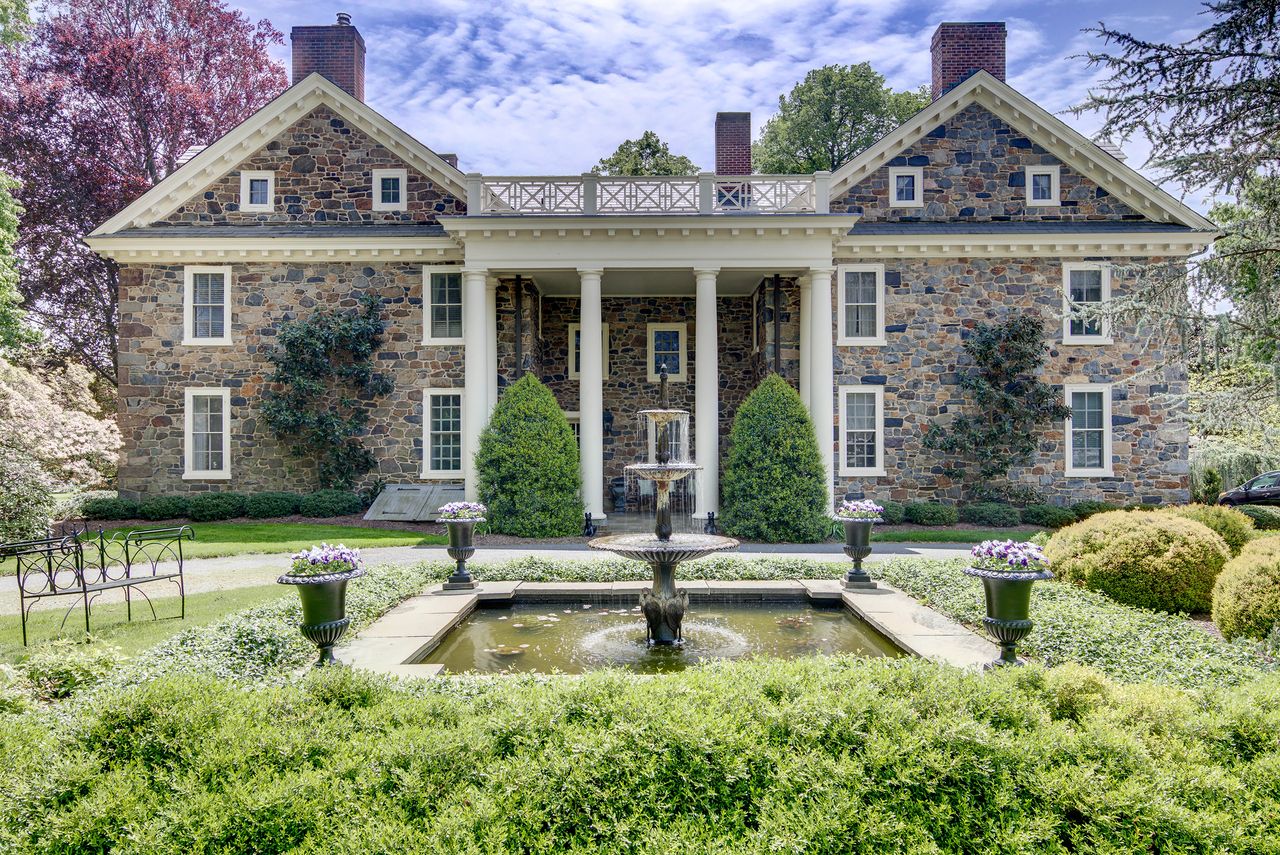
466 171 830 216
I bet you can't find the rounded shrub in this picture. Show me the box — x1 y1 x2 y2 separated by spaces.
720 374 828 543
1021 504 1077 529
246 492 301 519
476 375 583 537
904 502 959 526
138 496 191 521
1212 537 1280 640
1044 510 1230 613
879 500 906 525
1070 500 1120 520
1161 504 1255 557
958 502 1021 527
187 492 248 522
1238 504 1280 531
0 450 55 540
81 495 141 521
298 489 362 518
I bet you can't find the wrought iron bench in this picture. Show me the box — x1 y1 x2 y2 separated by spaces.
3 526 194 645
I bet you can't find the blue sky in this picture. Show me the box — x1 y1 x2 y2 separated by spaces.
232 0 1214 208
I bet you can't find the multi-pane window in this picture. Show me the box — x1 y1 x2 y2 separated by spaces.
239 171 274 212
888 167 922 207
1063 264 1111 343
1026 166 1060 206
372 169 407 211
184 389 230 479
427 271 463 341
568 323 609 379
839 387 884 475
184 266 231 344
1066 385 1112 476
647 323 686 382
248 178 270 206
837 265 885 345
425 390 463 475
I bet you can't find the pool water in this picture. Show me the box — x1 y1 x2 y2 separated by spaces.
422 601 901 674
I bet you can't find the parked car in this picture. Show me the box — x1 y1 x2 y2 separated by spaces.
1218 471 1280 506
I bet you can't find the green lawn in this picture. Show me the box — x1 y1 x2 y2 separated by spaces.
871 527 1043 543
0 583 288 664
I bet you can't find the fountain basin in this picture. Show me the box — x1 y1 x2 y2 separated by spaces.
587 532 739 565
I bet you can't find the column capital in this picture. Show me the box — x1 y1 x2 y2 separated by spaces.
576 267 604 277
461 267 489 278
692 266 721 278
807 266 836 276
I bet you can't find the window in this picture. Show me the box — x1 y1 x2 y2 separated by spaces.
568 323 610 379
372 168 407 211
836 264 886 346
183 266 232 345
838 386 885 476
423 389 464 477
887 167 923 207
183 388 231 480
1062 263 1112 344
1065 384 1113 477
424 269 464 344
564 411 581 446
1026 165 1060 206
647 323 687 382
238 171 274 212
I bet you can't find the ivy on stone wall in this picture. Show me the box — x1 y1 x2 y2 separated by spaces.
923 314 1070 496
260 295 393 490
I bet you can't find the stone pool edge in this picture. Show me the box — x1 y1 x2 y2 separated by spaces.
337 578 998 678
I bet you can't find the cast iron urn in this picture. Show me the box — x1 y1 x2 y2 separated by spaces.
278 564 365 667
442 518 483 590
963 563 1054 668
841 519 877 589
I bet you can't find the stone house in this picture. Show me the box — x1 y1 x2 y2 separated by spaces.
87 16 1216 521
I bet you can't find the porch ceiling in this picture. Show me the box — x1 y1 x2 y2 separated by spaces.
508 267 791 297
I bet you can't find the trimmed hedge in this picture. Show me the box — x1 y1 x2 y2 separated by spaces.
1213 537 1280 640
80 497 141 521
1069 500 1120 519
721 375 828 543
879 500 906 525
187 492 248 522
246 492 302 519
1162 503 1255 557
958 502 1021 527
138 496 191 521
1020 503 1077 529
904 502 958 526
1044 510 1230 613
298 489 362 518
1238 504 1280 531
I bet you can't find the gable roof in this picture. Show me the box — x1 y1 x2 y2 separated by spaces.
828 71 1216 232
91 73 467 236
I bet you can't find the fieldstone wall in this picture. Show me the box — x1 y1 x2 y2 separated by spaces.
115 261 464 497
833 105 1144 222
161 108 464 226
495 278 542 391
826 255 1189 505
755 279 801 385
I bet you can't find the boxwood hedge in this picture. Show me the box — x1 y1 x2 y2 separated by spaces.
957 502 1020 527
904 502 959 526
187 492 248 522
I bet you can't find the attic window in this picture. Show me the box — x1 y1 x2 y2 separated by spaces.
887 167 923 207
239 171 274 212
372 168 407 211
1026 165 1060 207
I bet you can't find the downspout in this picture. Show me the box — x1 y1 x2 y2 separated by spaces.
514 274 524 378
772 273 782 375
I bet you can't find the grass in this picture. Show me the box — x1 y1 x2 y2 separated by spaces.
0 583 288 664
871 527 1043 543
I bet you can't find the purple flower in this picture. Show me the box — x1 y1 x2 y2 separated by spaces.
969 539 1049 573
835 499 885 522
438 501 487 520
289 542 363 577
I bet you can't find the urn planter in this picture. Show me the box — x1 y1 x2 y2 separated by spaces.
962 564 1053 668
277 567 365 667
442 518 483 590
840 519 877 590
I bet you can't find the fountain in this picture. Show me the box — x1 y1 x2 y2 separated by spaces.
588 365 739 644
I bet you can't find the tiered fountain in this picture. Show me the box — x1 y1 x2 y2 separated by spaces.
589 366 739 644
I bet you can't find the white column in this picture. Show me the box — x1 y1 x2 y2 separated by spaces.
799 274 813 423
694 267 720 518
809 266 836 512
578 268 606 522
485 278 498 414
462 268 490 501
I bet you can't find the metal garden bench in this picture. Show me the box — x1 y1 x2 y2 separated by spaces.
2 526 194 645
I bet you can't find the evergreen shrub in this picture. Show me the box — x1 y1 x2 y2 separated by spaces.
298 490 362 518
138 496 191 521
1238 504 1280 530
958 502 1020 527
904 502 959 526
1212 537 1280 640
879 500 906 525
1069 500 1120 519
1162 503 1255 556
1020 504 1077 529
187 492 248 522
80 496 141 521
720 374 828 542
246 492 302 519
0 450 55 539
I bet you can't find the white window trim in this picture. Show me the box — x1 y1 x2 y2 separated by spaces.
838 385 886 477
564 410 581 445
372 168 408 212
1064 383 1114 477
647 322 687 382
183 387 232 481
1026 165 1061 207
836 263 887 346
182 265 232 346
1062 262 1113 345
422 386 465 479
568 323 609 379
887 166 923 208
238 170 275 212
422 266 465 345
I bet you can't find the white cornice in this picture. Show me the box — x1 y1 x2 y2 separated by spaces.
85 234 462 264
836 230 1215 259
438 213 860 241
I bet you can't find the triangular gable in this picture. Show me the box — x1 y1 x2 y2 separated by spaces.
828 71 1216 232
92 73 467 236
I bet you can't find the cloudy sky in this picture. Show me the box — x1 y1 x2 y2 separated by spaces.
230 0 1215 209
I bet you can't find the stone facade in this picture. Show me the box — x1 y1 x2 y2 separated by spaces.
833 106 1144 223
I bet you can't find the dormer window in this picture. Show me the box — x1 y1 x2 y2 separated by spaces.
1026 165 1060 207
372 168 407 211
239 171 274 212
888 167 923 207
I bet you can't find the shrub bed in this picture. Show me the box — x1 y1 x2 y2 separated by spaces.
1162 503 1255 556
297 489 362 518
1238 504 1280 530
138 496 191 521
1044 510 1230 613
1213 537 1280 641
187 492 248 522
904 502 959 526
1020 503 1077 529
246 491 302 519
80 496 141 521
958 502 1020 527
1069 500 1119 519
878 500 906 525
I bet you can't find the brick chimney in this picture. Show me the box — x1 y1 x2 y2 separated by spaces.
292 12 366 101
715 112 751 175
930 22 1006 101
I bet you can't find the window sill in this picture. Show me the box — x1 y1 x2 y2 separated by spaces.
837 337 888 347
422 338 466 347
420 470 464 481
372 204 407 213
890 201 923 209
840 468 886 478
182 338 233 347
182 471 231 481
647 374 687 384
1026 200 1060 207
1064 468 1114 478
240 204 274 213
1062 337 1114 346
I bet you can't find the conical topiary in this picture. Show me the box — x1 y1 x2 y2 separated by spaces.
720 373 828 543
475 374 584 537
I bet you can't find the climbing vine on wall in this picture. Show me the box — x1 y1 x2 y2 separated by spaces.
260 295 394 490
922 314 1070 497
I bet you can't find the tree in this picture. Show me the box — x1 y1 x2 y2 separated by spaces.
592 131 699 176
0 1 34 355
720 374 828 543
753 64 929 174
476 375 583 537
0 0 288 383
